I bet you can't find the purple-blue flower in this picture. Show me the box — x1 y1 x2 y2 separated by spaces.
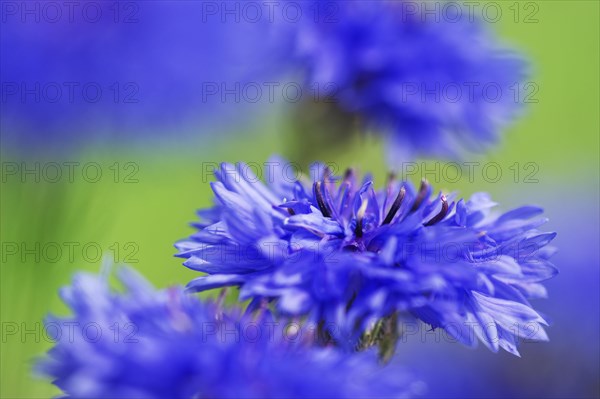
280 0 528 159
176 158 557 355
1 1 277 153
36 267 420 398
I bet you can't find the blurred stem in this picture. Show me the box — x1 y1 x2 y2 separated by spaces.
355 312 400 364
283 100 361 166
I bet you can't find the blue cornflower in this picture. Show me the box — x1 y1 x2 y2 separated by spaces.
176 158 557 355
1 2 277 153
36 267 420 398
281 1 527 159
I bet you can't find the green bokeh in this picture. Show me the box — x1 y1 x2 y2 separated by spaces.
1 1 598 397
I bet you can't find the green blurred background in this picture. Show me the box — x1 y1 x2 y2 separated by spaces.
1 1 599 397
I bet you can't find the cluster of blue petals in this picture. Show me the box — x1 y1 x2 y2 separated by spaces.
37 267 419 398
177 158 557 355
282 0 527 158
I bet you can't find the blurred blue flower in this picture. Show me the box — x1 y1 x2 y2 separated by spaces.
1 1 278 153
391 185 599 398
281 1 528 159
176 158 557 355
37 267 420 398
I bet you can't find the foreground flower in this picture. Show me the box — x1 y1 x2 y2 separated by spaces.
280 1 527 159
36 267 420 398
176 158 557 355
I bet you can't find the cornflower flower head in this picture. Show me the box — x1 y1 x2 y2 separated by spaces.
36 267 420 398
281 0 528 159
177 157 557 356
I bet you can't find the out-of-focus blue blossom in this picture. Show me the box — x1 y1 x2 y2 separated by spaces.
1 1 278 153
279 0 527 159
176 157 557 355
37 267 420 398
397 186 599 398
